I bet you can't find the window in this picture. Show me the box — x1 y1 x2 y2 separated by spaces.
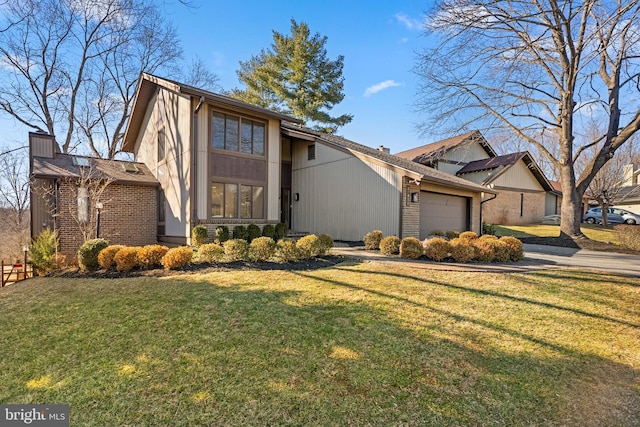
157 128 166 162
212 182 264 220
212 111 265 155
308 144 316 160
158 189 165 223
520 193 524 217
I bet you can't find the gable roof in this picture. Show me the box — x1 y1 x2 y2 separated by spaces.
456 151 553 191
31 153 159 187
282 123 495 194
616 185 640 203
122 73 302 152
394 130 497 163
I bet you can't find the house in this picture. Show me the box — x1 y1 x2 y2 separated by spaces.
396 132 555 225
119 73 493 244
612 164 640 214
29 132 159 255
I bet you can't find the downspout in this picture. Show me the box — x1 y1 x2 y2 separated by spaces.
192 96 205 232
480 192 497 235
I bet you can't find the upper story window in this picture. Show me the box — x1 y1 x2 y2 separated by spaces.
308 144 316 160
212 112 265 156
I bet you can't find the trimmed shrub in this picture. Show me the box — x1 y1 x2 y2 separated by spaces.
223 239 250 261
197 243 225 263
479 234 499 241
449 238 476 263
232 225 249 241
318 234 334 255
191 225 208 246
400 237 423 259
114 247 139 272
296 234 322 259
364 230 383 250
137 245 169 269
275 223 288 240
215 226 230 244
276 238 299 262
379 236 401 255
500 236 524 261
250 236 276 261
445 231 460 240
161 246 193 270
424 237 451 262
459 231 479 241
98 245 125 270
78 238 110 271
247 224 262 242
29 228 58 276
482 222 497 235
615 224 640 250
430 230 445 237
492 240 512 263
262 224 276 239
471 239 496 262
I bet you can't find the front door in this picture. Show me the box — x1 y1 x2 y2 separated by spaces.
281 188 292 229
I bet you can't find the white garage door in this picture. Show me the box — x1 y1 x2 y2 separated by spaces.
420 191 469 239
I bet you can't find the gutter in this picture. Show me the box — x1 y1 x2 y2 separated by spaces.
479 192 498 235
192 96 205 229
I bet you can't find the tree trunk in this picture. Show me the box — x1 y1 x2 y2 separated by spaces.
559 165 584 239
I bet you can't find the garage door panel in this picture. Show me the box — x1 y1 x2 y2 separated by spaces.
420 191 468 239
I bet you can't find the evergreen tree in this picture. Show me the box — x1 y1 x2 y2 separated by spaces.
233 19 352 133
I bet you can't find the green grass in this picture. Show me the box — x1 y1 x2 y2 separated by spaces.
495 224 621 244
1 264 639 426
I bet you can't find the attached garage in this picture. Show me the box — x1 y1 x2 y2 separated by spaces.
419 191 470 238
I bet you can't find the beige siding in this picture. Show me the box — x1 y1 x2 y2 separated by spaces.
613 203 640 215
196 103 209 220
442 141 491 163
267 119 281 221
493 160 544 190
437 162 464 175
29 134 56 158
459 170 493 185
292 141 401 241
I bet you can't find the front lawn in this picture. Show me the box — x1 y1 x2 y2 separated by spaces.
1 264 639 426
495 224 621 244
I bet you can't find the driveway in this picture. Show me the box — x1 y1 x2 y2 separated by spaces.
331 243 640 277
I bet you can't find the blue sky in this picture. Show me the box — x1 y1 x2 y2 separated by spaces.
2 1 436 154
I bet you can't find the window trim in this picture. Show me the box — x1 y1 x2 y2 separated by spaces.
211 110 267 158
211 181 265 220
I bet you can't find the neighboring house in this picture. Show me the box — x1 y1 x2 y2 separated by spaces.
120 73 493 243
396 133 555 225
546 181 563 216
612 164 640 215
29 132 159 255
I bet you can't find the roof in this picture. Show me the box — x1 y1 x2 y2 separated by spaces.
122 73 303 152
394 131 497 163
456 151 553 191
31 154 159 186
282 123 495 194
617 185 640 203
549 180 563 195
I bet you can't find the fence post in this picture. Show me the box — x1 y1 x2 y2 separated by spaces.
1 260 4 287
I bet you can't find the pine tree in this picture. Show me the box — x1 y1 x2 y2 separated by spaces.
233 19 352 133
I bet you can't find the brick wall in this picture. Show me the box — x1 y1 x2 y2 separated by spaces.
56 181 157 256
483 189 546 225
401 177 420 238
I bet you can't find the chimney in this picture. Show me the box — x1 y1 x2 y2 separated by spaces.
377 145 390 154
29 132 58 160
623 164 635 186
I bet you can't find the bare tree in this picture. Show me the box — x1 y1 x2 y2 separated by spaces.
0 147 30 261
0 0 183 159
416 0 640 238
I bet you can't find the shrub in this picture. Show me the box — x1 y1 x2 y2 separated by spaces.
232 225 249 241
223 239 250 261
191 225 208 246
77 238 110 271
161 246 193 270
29 228 58 276
500 236 524 261
247 224 262 242
400 237 423 259
379 236 401 255
137 245 169 269
276 238 299 262
479 234 499 241
445 231 460 240
492 240 512 262
430 230 444 237
424 237 451 262
98 245 125 270
615 224 640 250
114 247 139 272
459 231 479 241
215 226 230 244
262 224 276 239
482 222 497 235
364 230 383 250
197 243 225 263
449 238 476 263
296 234 323 259
275 223 289 240
318 234 334 255
250 236 276 261
471 239 496 262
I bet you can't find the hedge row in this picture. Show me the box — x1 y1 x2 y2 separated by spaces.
191 223 289 246
364 231 523 263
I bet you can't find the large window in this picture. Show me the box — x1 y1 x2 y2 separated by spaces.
212 182 264 219
212 112 265 155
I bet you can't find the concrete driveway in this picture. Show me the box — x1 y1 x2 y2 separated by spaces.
331 243 640 277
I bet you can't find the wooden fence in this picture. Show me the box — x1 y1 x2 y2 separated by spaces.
1 259 32 287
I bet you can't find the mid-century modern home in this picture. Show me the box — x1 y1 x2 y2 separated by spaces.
30 73 498 254
395 131 557 224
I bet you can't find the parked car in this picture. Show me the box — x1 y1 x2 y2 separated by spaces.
582 207 640 225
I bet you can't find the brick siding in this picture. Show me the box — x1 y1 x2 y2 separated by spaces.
483 190 545 225
401 177 420 239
